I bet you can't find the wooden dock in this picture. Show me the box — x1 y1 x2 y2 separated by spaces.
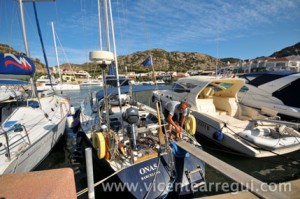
0 168 77 199
201 179 300 199
176 141 294 199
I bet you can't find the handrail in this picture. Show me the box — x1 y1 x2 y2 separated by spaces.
252 118 300 130
0 123 31 161
3 130 11 161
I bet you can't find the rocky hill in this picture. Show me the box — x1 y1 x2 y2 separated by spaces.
270 42 300 58
117 48 223 72
1 42 299 75
60 48 225 74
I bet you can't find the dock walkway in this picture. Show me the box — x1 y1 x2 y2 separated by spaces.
176 141 295 199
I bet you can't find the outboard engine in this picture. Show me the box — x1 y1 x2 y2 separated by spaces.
123 107 139 150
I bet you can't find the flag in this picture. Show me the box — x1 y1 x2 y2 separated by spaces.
142 56 153 67
108 63 116 77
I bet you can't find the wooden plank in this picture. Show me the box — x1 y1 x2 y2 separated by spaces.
0 168 77 199
134 152 158 164
176 141 289 199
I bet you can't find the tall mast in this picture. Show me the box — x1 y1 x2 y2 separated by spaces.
19 0 30 56
97 0 103 50
108 0 122 112
19 0 36 97
103 0 110 51
19 0 55 96
51 21 62 83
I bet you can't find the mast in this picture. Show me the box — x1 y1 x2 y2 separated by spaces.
19 0 37 97
103 0 110 51
19 0 30 57
108 0 122 112
97 0 103 50
51 21 62 83
19 0 55 96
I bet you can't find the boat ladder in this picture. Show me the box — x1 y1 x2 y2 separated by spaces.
185 165 205 192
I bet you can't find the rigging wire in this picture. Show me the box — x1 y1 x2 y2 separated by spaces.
54 30 76 76
80 0 89 63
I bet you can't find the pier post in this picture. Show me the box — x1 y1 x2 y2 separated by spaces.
85 148 95 199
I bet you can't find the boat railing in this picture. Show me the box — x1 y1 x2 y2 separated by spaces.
252 118 300 130
0 123 31 161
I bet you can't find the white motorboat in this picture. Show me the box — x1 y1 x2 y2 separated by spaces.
0 1 70 174
153 76 300 157
37 82 80 91
79 79 103 87
36 75 58 84
238 71 300 120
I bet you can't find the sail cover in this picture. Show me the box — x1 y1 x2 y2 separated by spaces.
0 53 36 76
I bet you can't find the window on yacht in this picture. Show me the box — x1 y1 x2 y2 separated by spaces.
273 78 300 108
247 74 286 87
172 83 189 93
239 85 249 93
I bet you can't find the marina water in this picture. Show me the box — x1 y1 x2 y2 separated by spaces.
34 86 300 197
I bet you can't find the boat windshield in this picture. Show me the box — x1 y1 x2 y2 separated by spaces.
209 82 234 91
172 82 197 93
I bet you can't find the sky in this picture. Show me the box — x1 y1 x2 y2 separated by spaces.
1 0 300 67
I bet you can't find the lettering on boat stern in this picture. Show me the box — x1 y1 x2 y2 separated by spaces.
139 163 160 180
197 120 210 131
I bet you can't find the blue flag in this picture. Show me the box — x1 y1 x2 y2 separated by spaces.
108 63 116 77
142 56 153 67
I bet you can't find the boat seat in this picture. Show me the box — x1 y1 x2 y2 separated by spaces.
213 96 238 116
197 99 216 114
216 109 227 116
199 87 214 99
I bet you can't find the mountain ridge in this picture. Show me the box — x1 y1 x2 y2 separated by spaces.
1 42 299 75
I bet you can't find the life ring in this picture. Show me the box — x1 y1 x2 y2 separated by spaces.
93 132 106 159
185 115 196 135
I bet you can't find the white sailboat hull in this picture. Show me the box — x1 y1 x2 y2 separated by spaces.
0 96 70 174
3 117 66 173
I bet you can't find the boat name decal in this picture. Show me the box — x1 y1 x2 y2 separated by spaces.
197 120 210 131
139 163 160 181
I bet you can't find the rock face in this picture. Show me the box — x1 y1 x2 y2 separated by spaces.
118 48 222 72
270 42 300 58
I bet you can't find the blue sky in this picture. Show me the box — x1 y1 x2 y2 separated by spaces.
1 0 300 67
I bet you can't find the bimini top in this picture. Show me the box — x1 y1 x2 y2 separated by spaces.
0 53 36 79
175 76 245 97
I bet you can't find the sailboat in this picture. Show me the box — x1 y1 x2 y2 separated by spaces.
74 0 206 198
0 0 70 174
37 22 80 91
